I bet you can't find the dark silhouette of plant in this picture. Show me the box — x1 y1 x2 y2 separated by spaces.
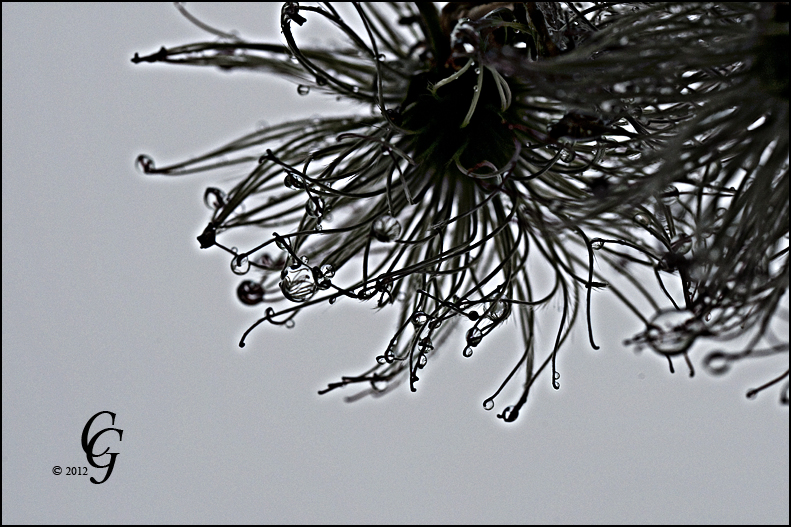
133 2 788 421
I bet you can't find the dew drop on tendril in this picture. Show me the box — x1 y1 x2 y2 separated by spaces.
463 346 473 358
466 327 483 347
231 254 250 275
412 311 429 327
483 398 494 411
135 154 155 174
284 173 307 189
591 238 605 250
384 347 395 363
203 187 226 210
418 353 428 368
560 149 575 162
280 267 317 302
372 215 402 242
306 195 326 218
297 84 310 96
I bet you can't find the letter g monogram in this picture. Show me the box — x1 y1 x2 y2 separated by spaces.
81 411 123 484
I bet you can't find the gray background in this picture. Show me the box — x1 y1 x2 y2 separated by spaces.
3 3 788 523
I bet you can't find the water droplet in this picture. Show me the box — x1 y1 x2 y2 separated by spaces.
315 76 327 86
285 319 296 329
634 213 651 227
466 327 483 347
237 280 264 305
418 353 428 368
483 398 494 411
560 149 575 162
279 267 317 302
297 84 310 96
203 187 226 210
418 337 433 352
384 347 395 363
645 309 705 355
306 195 326 218
463 346 473 358
372 215 402 242
467 310 480 321
231 254 250 275
135 154 155 174
472 85 479 92
591 238 605 250
474 67 481 74
376 355 387 364
320 263 334 279
486 300 508 321
371 379 387 392
351 86 359 93
412 311 429 327
284 173 307 189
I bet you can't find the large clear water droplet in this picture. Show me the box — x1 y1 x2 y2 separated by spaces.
591 238 605 250
463 346 473 358
486 300 509 321
372 215 401 242
279 267 317 302
231 254 250 275
483 398 494 411
306 195 326 218
297 84 310 96
466 327 483 347
645 309 705 355
284 173 307 189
